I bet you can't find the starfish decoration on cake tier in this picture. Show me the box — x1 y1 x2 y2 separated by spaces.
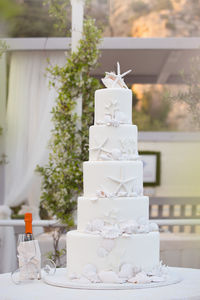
102 62 132 89
90 138 109 160
108 168 137 196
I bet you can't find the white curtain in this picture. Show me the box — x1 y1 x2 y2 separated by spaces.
0 50 66 273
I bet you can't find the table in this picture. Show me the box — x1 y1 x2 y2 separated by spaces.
0 267 200 300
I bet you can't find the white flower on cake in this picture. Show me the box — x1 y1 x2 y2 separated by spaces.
102 62 131 89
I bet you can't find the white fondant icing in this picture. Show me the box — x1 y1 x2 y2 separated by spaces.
94 89 132 125
83 161 143 198
77 197 149 231
66 231 160 278
66 79 162 284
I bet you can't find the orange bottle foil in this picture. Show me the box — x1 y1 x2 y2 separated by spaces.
24 212 32 234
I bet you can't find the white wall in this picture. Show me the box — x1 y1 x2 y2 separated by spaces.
139 140 200 197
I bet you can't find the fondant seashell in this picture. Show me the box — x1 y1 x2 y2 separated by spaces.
82 264 100 283
117 191 128 197
102 75 123 89
118 263 133 279
101 238 115 252
138 224 150 233
111 149 121 160
97 247 109 257
120 220 138 234
101 225 121 239
149 222 159 232
98 271 125 283
82 264 97 276
128 272 151 284
112 120 120 127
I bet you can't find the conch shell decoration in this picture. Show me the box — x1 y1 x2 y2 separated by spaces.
102 62 132 89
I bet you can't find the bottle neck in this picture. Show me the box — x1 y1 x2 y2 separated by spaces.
24 233 33 241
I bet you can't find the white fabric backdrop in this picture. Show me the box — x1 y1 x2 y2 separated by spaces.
0 50 66 273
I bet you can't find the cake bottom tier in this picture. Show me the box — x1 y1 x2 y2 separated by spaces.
66 230 160 279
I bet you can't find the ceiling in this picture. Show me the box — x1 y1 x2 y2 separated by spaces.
4 37 200 84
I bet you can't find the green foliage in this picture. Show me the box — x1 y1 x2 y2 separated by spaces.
0 0 22 20
0 40 7 57
43 0 71 34
36 18 102 225
6 0 64 37
170 56 200 129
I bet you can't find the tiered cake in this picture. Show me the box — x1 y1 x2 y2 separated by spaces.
66 64 161 284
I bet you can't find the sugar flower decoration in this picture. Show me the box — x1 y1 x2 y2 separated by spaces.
102 62 131 89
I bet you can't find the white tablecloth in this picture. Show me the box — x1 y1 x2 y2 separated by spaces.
0 267 200 300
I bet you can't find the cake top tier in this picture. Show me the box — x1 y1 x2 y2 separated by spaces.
95 63 133 126
94 88 132 126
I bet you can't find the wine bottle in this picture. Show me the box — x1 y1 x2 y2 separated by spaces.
24 212 33 241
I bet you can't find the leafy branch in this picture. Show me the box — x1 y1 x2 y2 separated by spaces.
36 18 102 226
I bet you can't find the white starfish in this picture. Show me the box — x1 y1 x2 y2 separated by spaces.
108 168 137 195
104 62 132 89
90 138 109 160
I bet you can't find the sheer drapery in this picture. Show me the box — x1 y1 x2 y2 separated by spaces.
0 50 66 273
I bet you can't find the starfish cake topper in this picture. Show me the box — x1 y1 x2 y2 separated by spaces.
102 62 132 89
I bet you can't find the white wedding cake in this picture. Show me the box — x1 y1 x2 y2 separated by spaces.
66 63 163 284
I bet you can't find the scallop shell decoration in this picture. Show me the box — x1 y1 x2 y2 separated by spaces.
98 271 125 284
118 263 134 279
102 62 131 89
82 264 100 283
